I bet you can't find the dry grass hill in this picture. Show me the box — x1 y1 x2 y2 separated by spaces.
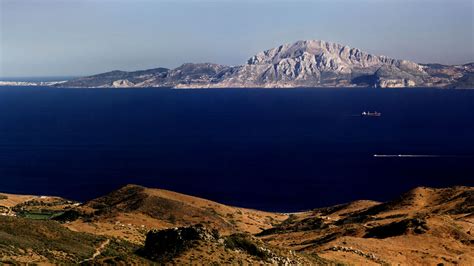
260 186 473 265
0 185 472 264
62 184 288 243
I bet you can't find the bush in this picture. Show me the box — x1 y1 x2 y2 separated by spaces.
224 234 268 259
53 209 82 222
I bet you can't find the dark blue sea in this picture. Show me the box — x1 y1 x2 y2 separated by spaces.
0 87 473 211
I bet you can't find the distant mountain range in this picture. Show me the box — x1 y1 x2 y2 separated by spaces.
2 40 473 88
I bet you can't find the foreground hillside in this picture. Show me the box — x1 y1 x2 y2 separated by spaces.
260 187 474 265
0 185 472 264
62 184 288 243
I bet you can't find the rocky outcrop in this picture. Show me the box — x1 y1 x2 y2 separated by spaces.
139 224 316 264
328 246 388 264
374 65 421 88
140 224 218 261
364 218 429 238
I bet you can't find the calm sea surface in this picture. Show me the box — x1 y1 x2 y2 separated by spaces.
0 87 473 211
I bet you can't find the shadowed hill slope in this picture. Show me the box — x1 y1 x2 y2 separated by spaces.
62 184 287 243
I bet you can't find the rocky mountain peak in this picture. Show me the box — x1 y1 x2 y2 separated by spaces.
248 40 348 65
246 40 410 71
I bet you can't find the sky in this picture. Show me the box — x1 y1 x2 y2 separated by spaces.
0 0 473 78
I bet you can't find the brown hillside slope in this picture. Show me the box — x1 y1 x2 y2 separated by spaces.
0 193 37 208
64 184 288 243
260 186 474 265
1 185 472 264
0 216 145 264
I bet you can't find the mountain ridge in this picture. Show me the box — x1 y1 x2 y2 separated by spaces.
2 40 472 89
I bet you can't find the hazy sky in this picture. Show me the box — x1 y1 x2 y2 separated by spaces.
1 0 473 77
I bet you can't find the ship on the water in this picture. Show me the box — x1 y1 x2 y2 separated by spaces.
362 111 381 117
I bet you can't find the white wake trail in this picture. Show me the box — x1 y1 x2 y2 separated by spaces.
373 154 466 158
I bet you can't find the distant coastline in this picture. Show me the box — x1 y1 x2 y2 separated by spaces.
0 76 77 82
2 40 473 89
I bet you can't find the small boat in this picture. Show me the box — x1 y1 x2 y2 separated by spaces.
361 111 381 117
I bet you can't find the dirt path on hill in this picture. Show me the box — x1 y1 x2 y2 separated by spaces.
79 239 110 263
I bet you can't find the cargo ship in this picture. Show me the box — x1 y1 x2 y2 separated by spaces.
361 111 381 117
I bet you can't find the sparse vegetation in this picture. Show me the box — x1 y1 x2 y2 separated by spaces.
0 216 99 262
168 214 177 224
224 234 268 260
0 185 472 265
0 206 9 213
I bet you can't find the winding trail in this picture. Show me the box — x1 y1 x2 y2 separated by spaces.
80 239 110 263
